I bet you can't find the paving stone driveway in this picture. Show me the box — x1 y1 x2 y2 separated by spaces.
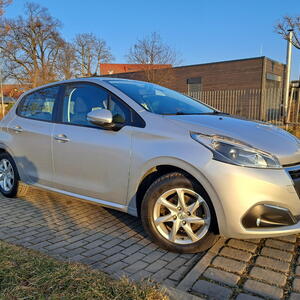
1 187 300 300
0 187 201 288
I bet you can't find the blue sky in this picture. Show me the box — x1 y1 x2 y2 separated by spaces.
5 0 300 79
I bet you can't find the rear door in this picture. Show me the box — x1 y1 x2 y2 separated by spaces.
7 85 60 186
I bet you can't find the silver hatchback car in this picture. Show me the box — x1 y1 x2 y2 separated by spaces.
0 78 299 253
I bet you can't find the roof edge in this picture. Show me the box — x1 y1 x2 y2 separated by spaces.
101 56 285 77
172 56 285 69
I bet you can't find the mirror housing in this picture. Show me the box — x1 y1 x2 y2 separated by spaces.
87 109 113 126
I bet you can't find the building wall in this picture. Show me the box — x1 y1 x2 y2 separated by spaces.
106 57 285 93
264 58 285 89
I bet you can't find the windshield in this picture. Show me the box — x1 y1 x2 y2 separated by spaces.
106 80 215 115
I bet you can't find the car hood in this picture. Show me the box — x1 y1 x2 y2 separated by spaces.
165 114 300 166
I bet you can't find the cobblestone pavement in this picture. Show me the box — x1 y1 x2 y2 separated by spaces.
1 188 300 299
182 236 300 300
0 187 201 288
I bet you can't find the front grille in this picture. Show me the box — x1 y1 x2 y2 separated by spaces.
289 169 300 180
285 164 300 198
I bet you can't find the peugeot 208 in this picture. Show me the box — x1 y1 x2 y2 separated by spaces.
0 78 299 253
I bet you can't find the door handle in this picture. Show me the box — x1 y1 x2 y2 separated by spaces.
54 134 70 143
12 125 23 133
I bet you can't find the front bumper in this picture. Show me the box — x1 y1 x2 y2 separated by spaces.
202 160 300 239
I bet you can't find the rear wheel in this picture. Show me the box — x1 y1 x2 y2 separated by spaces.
0 152 28 198
141 172 218 253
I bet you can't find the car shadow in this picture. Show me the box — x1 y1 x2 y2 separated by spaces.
0 183 202 285
5 156 149 244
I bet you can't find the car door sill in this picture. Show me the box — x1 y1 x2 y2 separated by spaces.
32 183 129 213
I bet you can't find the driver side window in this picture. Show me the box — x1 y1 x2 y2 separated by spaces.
62 83 129 127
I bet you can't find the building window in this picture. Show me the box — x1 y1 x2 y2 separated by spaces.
266 73 282 88
187 77 202 93
266 73 281 82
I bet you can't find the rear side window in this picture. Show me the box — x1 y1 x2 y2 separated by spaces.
17 86 59 121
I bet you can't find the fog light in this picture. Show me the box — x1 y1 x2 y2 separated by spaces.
242 204 297 228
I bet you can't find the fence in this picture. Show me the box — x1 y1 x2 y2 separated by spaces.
188 88 300 128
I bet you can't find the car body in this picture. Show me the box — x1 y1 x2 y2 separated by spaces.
0 77 299 253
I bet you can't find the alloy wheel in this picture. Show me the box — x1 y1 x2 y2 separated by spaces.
0 159 14 192
153 188 211 244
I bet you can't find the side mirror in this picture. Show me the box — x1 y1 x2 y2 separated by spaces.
87 109 113 126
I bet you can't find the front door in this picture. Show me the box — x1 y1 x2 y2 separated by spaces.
51 83 132 205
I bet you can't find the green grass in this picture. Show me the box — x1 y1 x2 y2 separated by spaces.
0 240 168 300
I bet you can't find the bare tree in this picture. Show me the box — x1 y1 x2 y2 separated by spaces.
0 0 12 17
72 33 113 77
56 42 76 80
275 15 300 49
0 2 65 87
126 32 179 84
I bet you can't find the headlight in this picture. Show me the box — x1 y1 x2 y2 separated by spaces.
191 132 281 169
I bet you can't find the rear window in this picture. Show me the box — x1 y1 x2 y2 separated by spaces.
18 86 59 121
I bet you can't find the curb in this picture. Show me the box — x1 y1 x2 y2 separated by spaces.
162 285 204 300
176 237 226 292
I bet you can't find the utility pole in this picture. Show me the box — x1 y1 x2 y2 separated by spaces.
283 29 293 128
0 49 4 118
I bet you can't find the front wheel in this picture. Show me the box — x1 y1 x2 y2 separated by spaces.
141 172 218 253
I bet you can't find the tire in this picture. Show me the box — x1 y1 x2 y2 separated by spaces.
141 172 219 253
0 152 28 198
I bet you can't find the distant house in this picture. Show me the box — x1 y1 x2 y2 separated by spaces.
104 57 285 93
100 63 172 75
2 84 27 98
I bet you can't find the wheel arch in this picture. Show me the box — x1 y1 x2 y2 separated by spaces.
132 162 224 234
0 147 7 155
0 144 26 182
0 144 14 157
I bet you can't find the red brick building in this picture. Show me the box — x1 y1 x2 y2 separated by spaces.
105 57 285 93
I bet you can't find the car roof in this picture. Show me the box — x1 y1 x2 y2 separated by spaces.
20 77 149 97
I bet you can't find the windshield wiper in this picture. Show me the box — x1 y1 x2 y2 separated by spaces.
173 112 189 115
162 112 190 115
207 111 229 115
163 111 229 116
